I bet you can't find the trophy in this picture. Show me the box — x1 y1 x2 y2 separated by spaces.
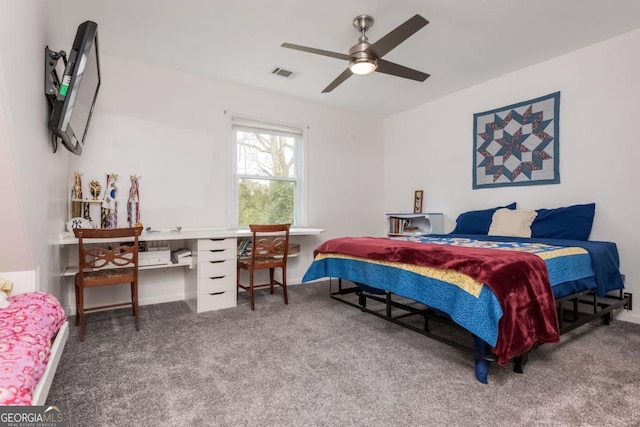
89 180 102 200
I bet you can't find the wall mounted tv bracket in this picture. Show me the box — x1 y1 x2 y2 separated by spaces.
44 46 67 153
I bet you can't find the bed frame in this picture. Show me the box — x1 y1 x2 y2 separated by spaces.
329 278 632 374
7 275 69 406
31 320 69 405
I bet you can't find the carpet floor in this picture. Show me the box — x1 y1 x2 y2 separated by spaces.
47 281 640 426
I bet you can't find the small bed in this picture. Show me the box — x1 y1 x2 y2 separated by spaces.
302 203 632 382
0 291 68 405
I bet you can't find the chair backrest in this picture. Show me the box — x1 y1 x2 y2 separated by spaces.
73 227 143 271
248 224 291 265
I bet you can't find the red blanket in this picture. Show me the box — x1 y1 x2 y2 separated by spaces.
315 237 560 365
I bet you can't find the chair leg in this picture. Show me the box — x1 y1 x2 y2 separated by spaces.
131 281 140 331
78 286 85 342
282 267 288 305
130 282 136 317
249 269 255 311
74 283 80 327
269 268 275 294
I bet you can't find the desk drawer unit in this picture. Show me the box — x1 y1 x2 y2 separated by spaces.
199 260 235 294
199 247 236 262
196 238 237 312
199 238 236 251
197 291 236 313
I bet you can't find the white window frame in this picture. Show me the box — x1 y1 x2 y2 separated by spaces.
227 114 307 229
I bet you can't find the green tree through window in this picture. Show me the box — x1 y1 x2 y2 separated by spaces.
232 117 304 227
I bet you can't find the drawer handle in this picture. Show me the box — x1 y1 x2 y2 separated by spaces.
208 260 225 264
208 249 225 253
208 238 225 242
208 276 226 280
208 291 225 296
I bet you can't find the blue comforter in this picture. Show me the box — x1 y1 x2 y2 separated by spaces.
302 235 624 348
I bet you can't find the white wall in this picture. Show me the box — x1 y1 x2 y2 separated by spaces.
63 54 385 309
384 29 640 323
0 1 70 297
73 55 385 233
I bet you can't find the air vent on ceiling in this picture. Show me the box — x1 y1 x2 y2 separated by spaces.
272 67 294 78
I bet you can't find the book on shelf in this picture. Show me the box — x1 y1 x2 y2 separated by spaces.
388 218 415 234
237 239 251 257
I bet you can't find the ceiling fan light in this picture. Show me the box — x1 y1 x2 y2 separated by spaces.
349 58 378 75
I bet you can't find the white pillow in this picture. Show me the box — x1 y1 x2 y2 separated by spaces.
488 208 538 238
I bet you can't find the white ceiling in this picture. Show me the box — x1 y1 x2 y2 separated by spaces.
60 0 640 118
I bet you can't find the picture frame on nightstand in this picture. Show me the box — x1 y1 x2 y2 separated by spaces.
414 190 423 213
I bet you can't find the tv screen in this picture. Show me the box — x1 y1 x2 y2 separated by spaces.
47 21 101 155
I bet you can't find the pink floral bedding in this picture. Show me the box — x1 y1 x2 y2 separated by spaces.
0 292 66 405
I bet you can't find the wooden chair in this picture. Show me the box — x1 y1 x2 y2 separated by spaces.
73 226 143 341
237 224 291 311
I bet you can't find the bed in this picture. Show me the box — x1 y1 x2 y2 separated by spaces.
0 291 68 405
302 203 632 382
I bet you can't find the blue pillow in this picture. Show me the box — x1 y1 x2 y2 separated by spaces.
530 203 595 241
451 203 516 235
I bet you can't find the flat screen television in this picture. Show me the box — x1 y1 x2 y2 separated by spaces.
45 20 101 155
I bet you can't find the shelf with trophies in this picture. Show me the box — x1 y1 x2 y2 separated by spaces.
67 172 121 231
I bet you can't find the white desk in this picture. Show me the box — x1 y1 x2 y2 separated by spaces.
58 227 324 313
58 227 325 246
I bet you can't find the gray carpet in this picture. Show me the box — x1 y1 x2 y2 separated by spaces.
47 281 640 427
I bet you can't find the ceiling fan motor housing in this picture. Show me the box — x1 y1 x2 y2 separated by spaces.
349 43 378 74
349 43 377 60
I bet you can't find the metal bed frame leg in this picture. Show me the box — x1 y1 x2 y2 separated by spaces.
359 292 367 309
424 312 430 333
513 353 528 374
386 292 392 318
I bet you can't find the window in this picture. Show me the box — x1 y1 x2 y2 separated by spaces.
230 116 305 228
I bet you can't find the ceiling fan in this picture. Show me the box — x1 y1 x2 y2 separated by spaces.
282 14 430 93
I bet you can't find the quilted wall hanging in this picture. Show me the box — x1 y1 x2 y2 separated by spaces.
473 91 560 189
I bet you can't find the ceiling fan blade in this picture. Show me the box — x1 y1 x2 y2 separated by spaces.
376 59 430 82
322 69 353 93
368 14 429 58
281 43 350 61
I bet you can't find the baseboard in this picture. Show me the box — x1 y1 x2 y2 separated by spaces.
63 292 187 315
289 276 303 286
62 280 317 315
615 309 640 324
139 292 187 306
289 276 334 286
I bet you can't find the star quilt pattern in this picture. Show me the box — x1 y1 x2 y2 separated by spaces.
473 91 560 189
